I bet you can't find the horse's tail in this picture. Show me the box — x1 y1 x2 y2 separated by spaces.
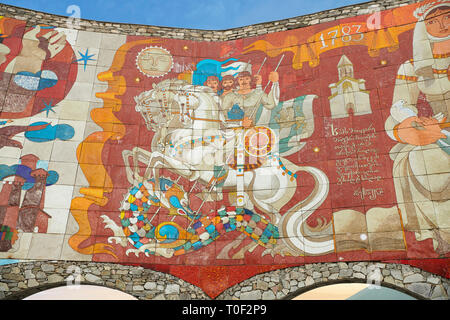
277 165 335 256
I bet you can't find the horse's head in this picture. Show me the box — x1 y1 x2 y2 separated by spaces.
134 89 161 131
134 79 189 130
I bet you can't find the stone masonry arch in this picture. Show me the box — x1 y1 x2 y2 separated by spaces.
2 281 138 300
214 262 449 300
284 279 423 300
0 260 448 300
0 260 209 300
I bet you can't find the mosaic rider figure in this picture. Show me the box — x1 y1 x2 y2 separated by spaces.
221 70 280 128
209 70 280 205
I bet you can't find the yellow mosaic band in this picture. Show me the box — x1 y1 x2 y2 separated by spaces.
396 74 418 82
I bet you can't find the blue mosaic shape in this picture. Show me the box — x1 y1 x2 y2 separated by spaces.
205 224 215 234
14 70 58 91
262 228 272 238
129 232 140 243
259 235 269 243
192 241 203 250
228 104 244 120
210 230 220 239
192 221 202 229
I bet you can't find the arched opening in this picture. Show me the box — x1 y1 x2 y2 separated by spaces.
291 283 417 300
22 284 138 300
346 102 355 116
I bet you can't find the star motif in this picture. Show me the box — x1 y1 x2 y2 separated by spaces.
41 100 57 117
76 48 96 71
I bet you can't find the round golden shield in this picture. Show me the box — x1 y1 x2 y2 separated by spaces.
244 126 275 157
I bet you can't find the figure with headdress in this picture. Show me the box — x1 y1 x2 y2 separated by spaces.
385 1 450 255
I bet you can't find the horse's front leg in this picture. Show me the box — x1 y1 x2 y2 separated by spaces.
143 152 165 190
138 152 170 208
122 147 153 185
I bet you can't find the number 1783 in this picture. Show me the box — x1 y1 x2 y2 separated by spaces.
319 24 364 49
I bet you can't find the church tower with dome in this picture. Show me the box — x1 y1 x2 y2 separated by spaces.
328 55 372 119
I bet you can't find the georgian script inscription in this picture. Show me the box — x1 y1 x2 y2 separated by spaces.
331 124 383 199
353 187 384 200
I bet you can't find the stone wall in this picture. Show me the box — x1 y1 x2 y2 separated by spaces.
0 261 448 300
0 260 208 300
0 0 420 40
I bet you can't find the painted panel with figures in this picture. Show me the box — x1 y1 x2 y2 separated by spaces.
0 0 448 298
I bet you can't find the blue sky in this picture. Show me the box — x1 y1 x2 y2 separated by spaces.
1 0 366 29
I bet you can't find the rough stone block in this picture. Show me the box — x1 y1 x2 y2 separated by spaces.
165 284 180 295
404 274 425 284
406 283 432 298
240 290 262 300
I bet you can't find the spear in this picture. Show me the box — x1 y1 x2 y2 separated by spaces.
264 54 284 91
248 54 285 120
181 57 269 227
256 57 267 75
190 57 271 221
186 151 234 229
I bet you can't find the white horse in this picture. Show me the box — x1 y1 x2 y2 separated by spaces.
123 78 334 256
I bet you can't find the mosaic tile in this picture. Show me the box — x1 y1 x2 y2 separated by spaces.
65 82 94 102
26 233 64 260
75 30 103 49
60 234 93 261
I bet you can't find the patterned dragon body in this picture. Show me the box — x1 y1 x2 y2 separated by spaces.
119 178 279 258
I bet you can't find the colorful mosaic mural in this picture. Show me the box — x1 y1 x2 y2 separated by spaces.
0 0 448 298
